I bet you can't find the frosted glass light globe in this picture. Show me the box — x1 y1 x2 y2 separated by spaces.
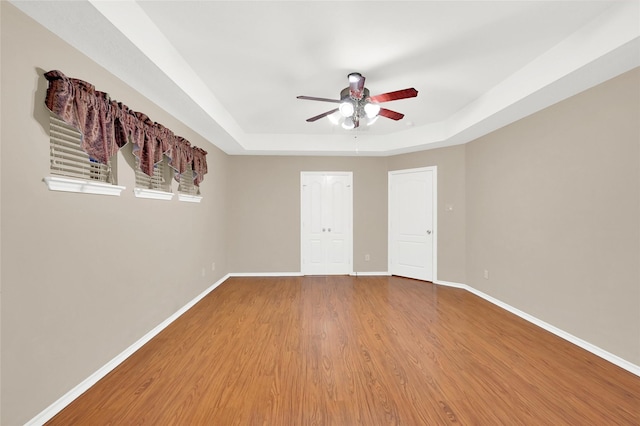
339 102 354 117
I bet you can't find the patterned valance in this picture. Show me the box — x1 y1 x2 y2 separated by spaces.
44 70 208 186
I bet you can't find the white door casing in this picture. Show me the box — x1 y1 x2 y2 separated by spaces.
301 172 353 275
388 167 437 282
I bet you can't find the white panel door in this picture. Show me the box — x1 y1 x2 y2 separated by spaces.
301 172 352 275
389 167 437 281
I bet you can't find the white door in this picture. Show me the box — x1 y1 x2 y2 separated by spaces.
301 172 353 275
389 167 437 281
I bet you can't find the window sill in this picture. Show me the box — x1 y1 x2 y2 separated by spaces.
178 193 203 203
44 176 125 196
134 188 174 200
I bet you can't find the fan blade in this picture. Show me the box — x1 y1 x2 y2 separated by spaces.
306 108 339 122
369 88 418 103
297 96 341 103
348 72 365 100
379 108 405 121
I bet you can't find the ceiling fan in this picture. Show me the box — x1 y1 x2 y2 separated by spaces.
297 72 418 129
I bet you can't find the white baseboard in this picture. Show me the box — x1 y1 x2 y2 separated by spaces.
434 280 640 377
350 271 392 276
433 279 467 289
26 274 231 426
229 272 304 277
229 272 393 278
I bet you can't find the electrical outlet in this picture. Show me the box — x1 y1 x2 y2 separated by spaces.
201 268 206 277
365 254 370 261
483 269 489 279
211 262 216 271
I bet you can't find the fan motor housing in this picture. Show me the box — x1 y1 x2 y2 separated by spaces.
341 87 370 101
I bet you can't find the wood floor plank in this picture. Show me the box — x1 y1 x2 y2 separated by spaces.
47 276 640 425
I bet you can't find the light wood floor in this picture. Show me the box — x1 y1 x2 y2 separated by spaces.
48 276 640 425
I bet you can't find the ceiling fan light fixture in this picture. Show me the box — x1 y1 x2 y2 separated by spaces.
297 72 417 129
339 101 354 117
327 111 341 125
342 117 355 130
364 102 380 118
366 115 380 126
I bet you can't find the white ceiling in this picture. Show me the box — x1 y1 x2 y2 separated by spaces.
12 1 640 156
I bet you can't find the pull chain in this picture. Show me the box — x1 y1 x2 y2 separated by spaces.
354 128 359 154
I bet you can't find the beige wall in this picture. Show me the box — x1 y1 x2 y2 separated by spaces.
227 147 467 281
465 68 640 365
228 155 388 273
1 4 229 424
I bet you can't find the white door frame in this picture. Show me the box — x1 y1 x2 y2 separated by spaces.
388 166 438 281
301 171 353 275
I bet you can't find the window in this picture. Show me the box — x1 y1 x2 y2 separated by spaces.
134 157 173 200
50 113 112 182
44 113 125 196
135 160 168 191
177 166 203 203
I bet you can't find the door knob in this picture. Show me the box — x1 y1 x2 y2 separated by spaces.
426 230 432 235
328 228 331 232
322 228 326 232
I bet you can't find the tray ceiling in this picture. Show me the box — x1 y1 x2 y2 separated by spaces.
11 1 640 155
